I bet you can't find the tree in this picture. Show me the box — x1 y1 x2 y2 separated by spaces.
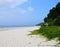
44 2 60 26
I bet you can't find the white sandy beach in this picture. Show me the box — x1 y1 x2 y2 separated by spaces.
0 26 57 47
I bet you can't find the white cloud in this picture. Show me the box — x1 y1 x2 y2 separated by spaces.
12 8 27 14
0 6 34 16
0 0 34 15
0 0 28 8
27 7 34 11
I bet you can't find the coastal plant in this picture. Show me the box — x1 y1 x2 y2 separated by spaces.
30 2 60 47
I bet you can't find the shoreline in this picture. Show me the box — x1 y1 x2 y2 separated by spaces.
0 26 40 31
0 25 40 28
0 26 57 47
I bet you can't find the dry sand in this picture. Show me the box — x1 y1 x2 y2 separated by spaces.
0 26 57 47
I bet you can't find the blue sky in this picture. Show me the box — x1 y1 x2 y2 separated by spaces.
0 0 60 26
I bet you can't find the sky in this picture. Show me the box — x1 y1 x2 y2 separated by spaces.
0 0 60 26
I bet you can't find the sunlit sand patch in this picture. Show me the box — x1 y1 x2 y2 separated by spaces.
0 26 57 47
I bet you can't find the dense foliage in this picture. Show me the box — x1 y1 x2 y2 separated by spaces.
39 26 60 40
30 3 60 47
30 26 60 40
31 2 60 40
44 2 60 26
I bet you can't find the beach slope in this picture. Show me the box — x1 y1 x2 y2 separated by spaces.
0 26 57 47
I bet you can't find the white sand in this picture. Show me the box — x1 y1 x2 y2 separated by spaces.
0 26 57 47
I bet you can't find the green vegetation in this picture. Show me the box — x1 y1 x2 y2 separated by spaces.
39 26 60 40
30 26 60 41
44 2 60 26
30 2 60 47
29 30 39 35
30 26 60 47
